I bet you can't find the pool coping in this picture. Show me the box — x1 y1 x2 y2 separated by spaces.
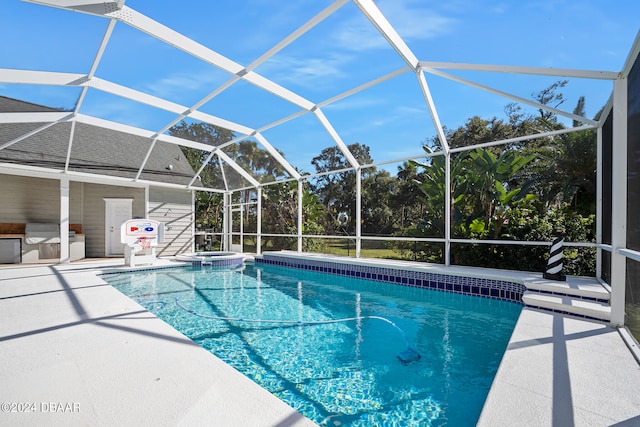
1 255 639 426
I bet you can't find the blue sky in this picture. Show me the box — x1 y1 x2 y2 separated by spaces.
1 0 639 176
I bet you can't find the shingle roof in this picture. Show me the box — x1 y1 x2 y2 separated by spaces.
0 96 195 186
0 95 66 113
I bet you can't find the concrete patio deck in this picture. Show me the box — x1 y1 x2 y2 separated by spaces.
478 309 640 426
1 259 639 426
0 259 316 427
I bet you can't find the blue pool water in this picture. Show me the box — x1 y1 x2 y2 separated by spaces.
103 264 522 426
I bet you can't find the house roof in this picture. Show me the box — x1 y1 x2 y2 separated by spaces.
0 96 196 186
0 95 66 114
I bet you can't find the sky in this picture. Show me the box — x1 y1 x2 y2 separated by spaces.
1 0 639 178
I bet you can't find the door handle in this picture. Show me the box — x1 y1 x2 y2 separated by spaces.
111 226 114 232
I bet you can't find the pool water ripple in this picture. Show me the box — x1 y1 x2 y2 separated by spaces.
104 264 521 426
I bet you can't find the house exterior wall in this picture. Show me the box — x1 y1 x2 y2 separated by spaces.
148 187 194 256
0 174 82 223
0 174 193 258
81 183 146 258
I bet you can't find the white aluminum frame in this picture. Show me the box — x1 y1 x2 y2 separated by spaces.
1 0 638 328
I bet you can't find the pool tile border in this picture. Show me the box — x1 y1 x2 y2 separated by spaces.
257 253 525 304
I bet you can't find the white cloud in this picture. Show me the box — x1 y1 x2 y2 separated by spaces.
333 0 456 52
144 70 227 101
260 53 352 89
323 95 385 111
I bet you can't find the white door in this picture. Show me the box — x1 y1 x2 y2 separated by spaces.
104 199 133 256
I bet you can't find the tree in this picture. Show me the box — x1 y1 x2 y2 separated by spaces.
361 170 396 235
518 94 597 215
310 143 374 235
260 181 325 251
463 148 536 237
392 160 426 230
170 121 235 231
397 82 597 273
533 79 568 123
170 120 292 232
573 96 586 127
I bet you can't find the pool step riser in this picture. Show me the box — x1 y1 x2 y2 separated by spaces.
522 291 611 323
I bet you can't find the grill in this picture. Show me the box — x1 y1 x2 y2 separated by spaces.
25 223 60 244
25 223 60 259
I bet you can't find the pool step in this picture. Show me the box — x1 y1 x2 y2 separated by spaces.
522 276 611 322
522 291 611 322
524 276 610 302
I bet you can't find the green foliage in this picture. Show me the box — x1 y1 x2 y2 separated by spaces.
260 181 325 252
176 81 598 277
399 83 597 275
310 143 395 236
450 200 595 274
170 121 234 231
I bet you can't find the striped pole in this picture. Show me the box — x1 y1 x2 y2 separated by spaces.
543 236 566 281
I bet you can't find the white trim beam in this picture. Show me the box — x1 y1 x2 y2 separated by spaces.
220 157 229 192
0 112 72 124
216 150 261 188
151 0 349 174
255 67 410 135
134 139 158 181
89 77 255 135
618 248 640 264
0 68 87 86
0 161 203 190
317 67 410 108
241 72 314 111
297 179 303 252
621 30 640 78
596 127 603 279
23 1 120 9
352 0 419 70
74 114 207 151
598 95 614 127
355 168 362 257
609 77 627 327
113 7 244 75
421 66 598 127
444 151 451 265
0 114 74 150
72 5 315 111
256 109 309 134
150 0 348 150
72 114 260 188
249 0 349 72
188 149 218 187
418 61 619 80
313 108 360 169
75 17 118 114
448 125 595 154
28 3 317 111
253 133 301 179
417 70 449 152
257 186 262 255
0 68 256 135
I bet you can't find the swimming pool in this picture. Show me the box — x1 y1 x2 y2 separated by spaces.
103 263 522 426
